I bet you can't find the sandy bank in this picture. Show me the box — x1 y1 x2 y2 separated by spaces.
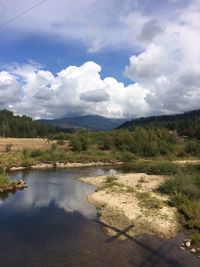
80 173 179 239
173 160 200 165
9 161 123 171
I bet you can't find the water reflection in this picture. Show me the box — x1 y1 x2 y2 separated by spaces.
4 169 101 218
4 167 118 219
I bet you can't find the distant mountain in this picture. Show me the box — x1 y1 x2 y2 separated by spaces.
118 109 200 139
38 115 126 131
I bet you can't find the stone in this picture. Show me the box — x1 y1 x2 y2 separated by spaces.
190 248 196 253
185 239 191 248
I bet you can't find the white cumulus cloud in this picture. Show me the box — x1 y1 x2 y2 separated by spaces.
124 0 200 115
0 61 149 119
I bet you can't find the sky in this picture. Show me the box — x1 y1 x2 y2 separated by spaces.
0 0 200 119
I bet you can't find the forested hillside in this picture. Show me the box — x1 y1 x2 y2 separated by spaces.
0 109 58 137
119 110 200 139
38 115 126 131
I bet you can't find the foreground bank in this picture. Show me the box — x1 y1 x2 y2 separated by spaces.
80 173 179 239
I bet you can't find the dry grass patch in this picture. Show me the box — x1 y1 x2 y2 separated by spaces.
0 138 54 153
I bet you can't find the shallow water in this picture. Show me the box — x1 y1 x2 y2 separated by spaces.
0 167 199 267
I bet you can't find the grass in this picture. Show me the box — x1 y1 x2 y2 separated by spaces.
136 192 163 210
158 167 200 241
191 232 200 245
123 160 179 175
100 176 120 191
0 137 53 153
0 147 122 170
0 172 10 187
0 170 19 192
100 176 136 194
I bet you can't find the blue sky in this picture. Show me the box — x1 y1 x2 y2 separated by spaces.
0 0 199 119
0 34 132 85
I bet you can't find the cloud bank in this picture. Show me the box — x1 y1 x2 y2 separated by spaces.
0 61 149 119
0 0 199 118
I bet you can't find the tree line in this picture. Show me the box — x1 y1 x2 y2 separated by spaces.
119 109 200 139
0 109 59 138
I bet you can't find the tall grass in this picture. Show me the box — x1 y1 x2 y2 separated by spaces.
158 167 200 243
0 171 10 187
122 160 179 175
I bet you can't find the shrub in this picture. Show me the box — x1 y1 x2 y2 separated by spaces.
5 144 12 152
70 135 89 152
106 176 118 183
22 148 28 159
158 170 200 232
121 151 137 162
145 161 178 175
30 149 43 158
50 143 57 151
99 136 113 150
57 139 65 145
180 200 200 228
184 141 200 156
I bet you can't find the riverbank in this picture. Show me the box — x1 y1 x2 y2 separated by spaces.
3 157 200 172
0 171 27 193
8 161 123 171
80 173 180 239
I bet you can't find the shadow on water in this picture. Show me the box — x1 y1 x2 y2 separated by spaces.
95 219 187 267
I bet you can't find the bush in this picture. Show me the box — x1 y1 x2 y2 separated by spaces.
50 143 57 151
30 149 43 158
22 148 28 159
181 200 200 228
184 141 200 156
5 144 12 152
57 139 65 145
70 135 89 152
106 176 118 183
121 151 137 162
158 171 200 231
99 136 113 150
159 173 200 200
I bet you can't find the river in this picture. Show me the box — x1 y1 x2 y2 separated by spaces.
0 167 199 267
